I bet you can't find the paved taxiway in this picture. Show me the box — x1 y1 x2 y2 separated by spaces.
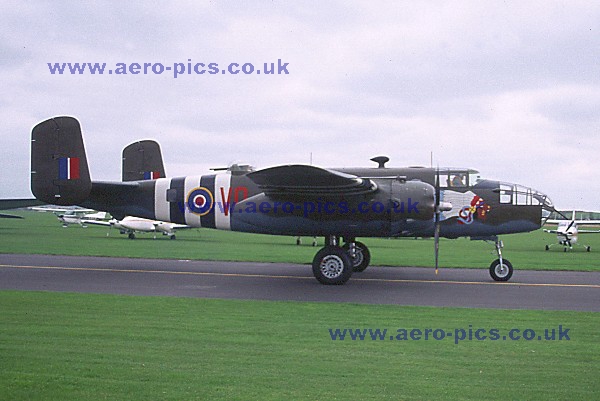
0 254 598 311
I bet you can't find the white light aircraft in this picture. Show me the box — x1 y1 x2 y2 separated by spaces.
30 206 108 227
85 216 190 239
544 211 600 252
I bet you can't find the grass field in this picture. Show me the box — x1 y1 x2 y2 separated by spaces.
1 291 598 400
1 210 599 271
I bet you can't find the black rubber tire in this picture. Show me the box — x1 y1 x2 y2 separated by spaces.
128 233 136 240
312 246 353 285
170 235 176 240
343 241 371 272
545 245 549 251
489 259 513 282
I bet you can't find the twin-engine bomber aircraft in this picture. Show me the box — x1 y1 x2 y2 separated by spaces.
31 116 556 285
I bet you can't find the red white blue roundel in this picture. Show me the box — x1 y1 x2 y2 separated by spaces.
187 187 214 216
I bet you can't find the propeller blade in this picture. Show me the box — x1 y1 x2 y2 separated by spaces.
434 168 441 275
434 217 440 275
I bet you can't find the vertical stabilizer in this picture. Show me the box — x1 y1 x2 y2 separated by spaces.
122 140 166 181
31 116 92 205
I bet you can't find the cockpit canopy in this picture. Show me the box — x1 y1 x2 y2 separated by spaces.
439 168 553 211
496 183 553 209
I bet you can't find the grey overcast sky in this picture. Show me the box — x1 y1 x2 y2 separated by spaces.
1 1 599 210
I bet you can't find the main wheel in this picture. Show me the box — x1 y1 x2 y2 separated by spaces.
128 233 136 240
343 241 371 272
489 259 513 282
312 246 353 285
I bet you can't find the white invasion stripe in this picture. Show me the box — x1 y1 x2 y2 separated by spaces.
214 173 231 230
184 176 202 227
154 178 171 222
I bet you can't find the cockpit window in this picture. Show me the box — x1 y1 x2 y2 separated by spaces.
449 174 465 187
440 169 480 189
498 183 552 208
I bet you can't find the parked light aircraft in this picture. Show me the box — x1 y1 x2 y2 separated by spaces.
86 216 189 239
544 211 600 252
30 206 105 227
30 116 560 284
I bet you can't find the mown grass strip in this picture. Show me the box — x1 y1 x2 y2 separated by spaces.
0 290 598 400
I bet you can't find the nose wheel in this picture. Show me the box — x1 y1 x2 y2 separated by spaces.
489 237 513 281
489 259 513 281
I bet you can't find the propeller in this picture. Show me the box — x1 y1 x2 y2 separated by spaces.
434 169 441 275
543 207 577 248
562 219 576 247
433 168 453 275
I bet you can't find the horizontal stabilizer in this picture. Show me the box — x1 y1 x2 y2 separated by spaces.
247 165 376 197
0 213 23 219
0 198 45 210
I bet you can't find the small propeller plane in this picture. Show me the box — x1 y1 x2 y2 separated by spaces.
30 116 557 284
86 216 190 239
544 211 600 252
30 206 106 227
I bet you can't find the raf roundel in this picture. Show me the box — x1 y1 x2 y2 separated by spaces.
187 187 214 216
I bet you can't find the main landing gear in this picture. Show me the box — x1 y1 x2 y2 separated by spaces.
488 238 513 282
312 236 371 285
311 236 514 284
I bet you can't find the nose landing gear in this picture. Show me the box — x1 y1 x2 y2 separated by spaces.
488 237 513 281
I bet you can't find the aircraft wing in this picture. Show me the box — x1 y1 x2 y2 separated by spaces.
247 165 377 197
30 206 96 214
83 218 190 230
543 229 558 234
81 219 112 227
578 229 600 233
545 219 600 225
170 224 192 229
